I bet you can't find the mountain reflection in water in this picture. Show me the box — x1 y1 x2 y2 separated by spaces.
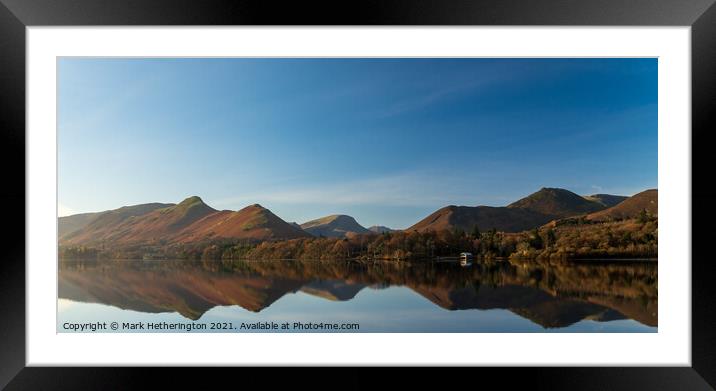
58 259 657 332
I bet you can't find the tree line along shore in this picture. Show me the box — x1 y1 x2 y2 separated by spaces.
59 212 657 262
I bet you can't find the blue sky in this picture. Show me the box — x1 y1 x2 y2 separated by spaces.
58 58 657 228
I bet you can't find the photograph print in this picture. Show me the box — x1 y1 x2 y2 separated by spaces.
57 58 658 333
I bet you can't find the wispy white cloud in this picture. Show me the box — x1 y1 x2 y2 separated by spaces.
376 77 493 119
211 172 482 210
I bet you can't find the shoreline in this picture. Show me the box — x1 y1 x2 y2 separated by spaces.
59 256 659 264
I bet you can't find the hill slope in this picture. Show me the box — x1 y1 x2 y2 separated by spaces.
586 189 657 221
408 205 552 233
176 204 311 242
409 188 615 233
60 202 176 244
64 196 217 245
60 197 309 246
507 187 605 217
300 214 370 238
584 194 628 208
59 212 102 239
368 225 395 233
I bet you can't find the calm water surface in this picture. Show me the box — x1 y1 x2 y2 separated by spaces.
58 259 657 332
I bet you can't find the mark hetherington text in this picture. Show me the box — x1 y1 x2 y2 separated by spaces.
61 321 360 332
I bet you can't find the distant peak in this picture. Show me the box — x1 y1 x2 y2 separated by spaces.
304 214 352 224
537 187 567 193
507 187 606 218
238 203 268 213
520 187 577 200
320 214 347 219
299 214 369 237
179 196 205 205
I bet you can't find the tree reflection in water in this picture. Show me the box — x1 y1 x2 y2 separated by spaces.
58 258 657 329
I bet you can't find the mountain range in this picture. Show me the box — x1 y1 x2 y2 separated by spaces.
586 189 657 221
407 187 653 234
60 197 309 246
59 187 657 247
299 214 370 238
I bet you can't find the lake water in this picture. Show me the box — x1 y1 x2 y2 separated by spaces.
58 258 657 333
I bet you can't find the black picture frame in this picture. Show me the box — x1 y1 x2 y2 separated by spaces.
1 0 715 389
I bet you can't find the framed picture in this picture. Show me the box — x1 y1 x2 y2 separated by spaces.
2 0 715 388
